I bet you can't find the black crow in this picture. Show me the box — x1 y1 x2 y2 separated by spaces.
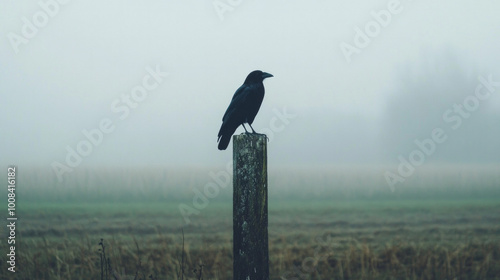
217 70 273 150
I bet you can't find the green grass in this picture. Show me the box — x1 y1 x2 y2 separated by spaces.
2 197 500 279
1 166 499 279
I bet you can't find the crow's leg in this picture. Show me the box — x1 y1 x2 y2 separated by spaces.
248 123 269 141
248 123 257 134
242 123 250 134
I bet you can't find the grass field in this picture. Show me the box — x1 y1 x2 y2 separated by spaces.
1 166 499 279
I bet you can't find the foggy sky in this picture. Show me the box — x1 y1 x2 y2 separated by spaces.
1 0 499 173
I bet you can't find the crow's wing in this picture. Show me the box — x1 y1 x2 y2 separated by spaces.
217 85 251 150
222 84 250 123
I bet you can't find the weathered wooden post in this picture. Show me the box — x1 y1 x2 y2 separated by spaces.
233 133 269 280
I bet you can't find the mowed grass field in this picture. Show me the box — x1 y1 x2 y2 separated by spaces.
1 166 499 279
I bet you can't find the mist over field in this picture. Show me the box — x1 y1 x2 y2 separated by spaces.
1 1 499 171
1 1 499 279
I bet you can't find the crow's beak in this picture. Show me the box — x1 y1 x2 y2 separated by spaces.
262 72 273 79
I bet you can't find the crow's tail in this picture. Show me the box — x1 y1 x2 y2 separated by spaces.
217 124 237 150
217 134 231 150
